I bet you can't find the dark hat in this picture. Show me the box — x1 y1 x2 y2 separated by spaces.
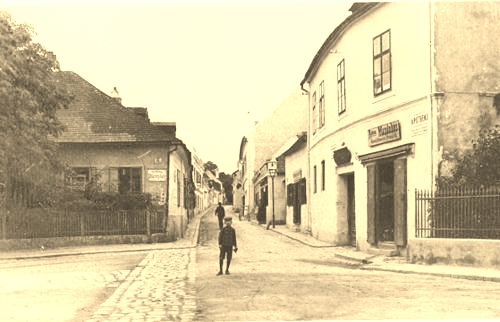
224 217 232 222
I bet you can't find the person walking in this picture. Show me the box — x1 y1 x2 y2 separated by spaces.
215 202 225 230
217 217 237 276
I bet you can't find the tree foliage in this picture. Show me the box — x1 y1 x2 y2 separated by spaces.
219 172 233 203
0 12 71 207
438 125 500 188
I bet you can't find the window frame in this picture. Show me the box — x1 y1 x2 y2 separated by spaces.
321 160 326 191
337 59 346 115
313 165 317 193
312 91 317 134
373 29 392 96
319 81 325 128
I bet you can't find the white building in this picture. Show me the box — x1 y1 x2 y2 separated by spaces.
300 2 499 254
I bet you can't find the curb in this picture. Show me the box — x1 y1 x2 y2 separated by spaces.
254 221 500 283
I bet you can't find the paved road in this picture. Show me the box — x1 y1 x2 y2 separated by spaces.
3 207 499 321
195 208 500 321
86 247 197 322
0 252 145 322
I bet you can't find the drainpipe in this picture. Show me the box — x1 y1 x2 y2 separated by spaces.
428 2 438 191
301 81 312 234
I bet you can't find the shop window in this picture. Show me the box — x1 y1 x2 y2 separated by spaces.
373 29 391 96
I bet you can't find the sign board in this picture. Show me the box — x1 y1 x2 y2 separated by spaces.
411 112 429 137
147 169 167 182
368 121 401 147
293 169 302 182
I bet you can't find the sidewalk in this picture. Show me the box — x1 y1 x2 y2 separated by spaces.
259 222 500 283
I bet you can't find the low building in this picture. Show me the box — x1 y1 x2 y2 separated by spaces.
54 71 192 240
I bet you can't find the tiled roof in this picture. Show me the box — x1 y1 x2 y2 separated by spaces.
54 71 174 143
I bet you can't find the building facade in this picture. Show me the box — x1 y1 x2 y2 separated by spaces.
237 88 308 222
54 71 193 240
300 2 499 253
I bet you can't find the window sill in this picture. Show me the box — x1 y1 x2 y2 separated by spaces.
372 89 396 104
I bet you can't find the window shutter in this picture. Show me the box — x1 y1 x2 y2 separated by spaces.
287 183 294 206
299 178 307 205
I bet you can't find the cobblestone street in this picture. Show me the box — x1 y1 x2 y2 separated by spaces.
87 247 198 322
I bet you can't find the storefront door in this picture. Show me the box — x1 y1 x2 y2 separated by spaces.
367 157 407 246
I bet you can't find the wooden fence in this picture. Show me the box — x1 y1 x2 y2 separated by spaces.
1 208 166 239
415 186 500 239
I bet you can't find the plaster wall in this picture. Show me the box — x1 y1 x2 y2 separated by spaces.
306 2 435 248
408 238 500 268
433 2 500 154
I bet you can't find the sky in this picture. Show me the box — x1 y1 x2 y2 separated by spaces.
3 0 353 173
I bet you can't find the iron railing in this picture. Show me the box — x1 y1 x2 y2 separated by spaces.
415 186 500 239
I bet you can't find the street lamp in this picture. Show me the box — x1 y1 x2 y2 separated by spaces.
267 159 277 229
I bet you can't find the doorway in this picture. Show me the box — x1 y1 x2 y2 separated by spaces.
367 157 407 247
377 161 394 242
346 174 356 247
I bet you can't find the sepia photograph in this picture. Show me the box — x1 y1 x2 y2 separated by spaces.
0 0 499 321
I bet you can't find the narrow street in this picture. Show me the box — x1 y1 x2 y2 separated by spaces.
1 207 499 321
195 207 500 321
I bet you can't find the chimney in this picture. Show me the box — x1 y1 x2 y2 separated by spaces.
110 87 122 104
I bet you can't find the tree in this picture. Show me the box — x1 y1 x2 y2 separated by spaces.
438 125 500 188
0 12 70 210
219 172 234 204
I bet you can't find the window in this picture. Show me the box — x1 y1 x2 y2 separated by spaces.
337 60 346 114
373 30 391 96
312 92 317 133
117 167 142 194
313 165 317 193
177 169 181 207
66 167 94 191
321 160 326 191
319 81 325 128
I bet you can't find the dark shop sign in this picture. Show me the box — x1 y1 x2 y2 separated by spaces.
368 121 401 147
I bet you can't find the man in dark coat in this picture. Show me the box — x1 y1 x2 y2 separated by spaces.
217 217 237 275
215 202 225 229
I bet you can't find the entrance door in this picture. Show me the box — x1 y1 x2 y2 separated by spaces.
347 174 356 247
377 161 394 242
367 158 407 246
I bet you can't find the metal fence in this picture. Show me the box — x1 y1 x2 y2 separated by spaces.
2 208 166 239
415 186 500 239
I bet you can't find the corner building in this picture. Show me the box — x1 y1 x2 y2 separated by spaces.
300 2 499 253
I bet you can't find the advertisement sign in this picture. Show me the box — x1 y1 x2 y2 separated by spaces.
147 169 167 182
368 121 401 147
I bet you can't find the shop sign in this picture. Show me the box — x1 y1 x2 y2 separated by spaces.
147 169 167 182
368 121 401 147
411 112 429 137
293 169 302 181
333 147 352 166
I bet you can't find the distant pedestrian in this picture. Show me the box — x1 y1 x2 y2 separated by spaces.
215 202 225 229
217 217 237 275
